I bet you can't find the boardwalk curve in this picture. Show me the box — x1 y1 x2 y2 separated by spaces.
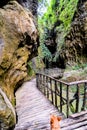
15 79 63 130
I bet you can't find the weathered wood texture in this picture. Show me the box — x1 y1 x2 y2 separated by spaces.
36 73 87 117
14 79 64 130
61 110 87 130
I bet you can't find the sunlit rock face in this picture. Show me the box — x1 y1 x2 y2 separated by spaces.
0 1 39 129
65 1 87 65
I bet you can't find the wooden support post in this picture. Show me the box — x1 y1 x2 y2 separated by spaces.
43 75 45 95
76 84 80 113
36 72 87 118
60 82 62 113
36 73 38 88
50 79 53 104
55 81 57 108
66 85 69 118
47 77 49 99
82 83 87 110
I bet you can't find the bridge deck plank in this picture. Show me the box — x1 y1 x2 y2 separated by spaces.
61 110 87 130
15 79 64 130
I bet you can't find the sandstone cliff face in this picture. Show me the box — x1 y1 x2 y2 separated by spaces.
65 1 87 65
0 1 39 129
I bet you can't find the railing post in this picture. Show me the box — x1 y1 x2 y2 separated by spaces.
39 74 41 89
36 72 87 118
47 77 49 99
82 83 87 110
55 81 57 108
44 75 46 96
50 79 54 104
75 84 80 113
36 73 38 88
66 85 69 118
60 82 62 113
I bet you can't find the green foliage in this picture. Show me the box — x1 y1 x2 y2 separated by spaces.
40 43 52 61
38 0 58 63
35 56 44 70
38 0 79 64
27 62 35 76
72 63 87 70
39 0 79 31
70 103 75 113
38 0 59 30
41 0 58 29
53 0 79 61
59 0 79 31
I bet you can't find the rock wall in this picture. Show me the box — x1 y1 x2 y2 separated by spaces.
41 0 87 68
17 0 38 16
0 1 39 129
0 0 38 16
65 1 87 65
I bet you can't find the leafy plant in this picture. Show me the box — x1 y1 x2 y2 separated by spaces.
40 43 52 61
59 0 79 31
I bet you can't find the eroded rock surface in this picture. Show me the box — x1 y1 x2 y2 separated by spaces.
0 1 39 129
42 1 87 68
0 0 38 17
17 0 38 16
65 1 87 65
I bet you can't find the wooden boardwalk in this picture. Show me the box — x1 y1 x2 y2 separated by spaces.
14 79 64 130
60 110 87 130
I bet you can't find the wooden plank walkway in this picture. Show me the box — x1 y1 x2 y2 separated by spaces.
14 79 64 130
60 110 87 130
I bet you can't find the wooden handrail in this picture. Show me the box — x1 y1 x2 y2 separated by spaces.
36 72 87 117
36 72 87 86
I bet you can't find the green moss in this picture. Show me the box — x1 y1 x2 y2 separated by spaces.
27 62 35 76
27 52 44 74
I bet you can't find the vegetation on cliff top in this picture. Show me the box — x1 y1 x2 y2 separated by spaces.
38 0 79 31
38 0 79 64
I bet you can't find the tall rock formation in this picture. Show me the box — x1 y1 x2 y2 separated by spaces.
42 0 87 68
0 1 39 129
53 0 87 67
65 0 87 65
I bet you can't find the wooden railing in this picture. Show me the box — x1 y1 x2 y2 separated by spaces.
36 72 87 117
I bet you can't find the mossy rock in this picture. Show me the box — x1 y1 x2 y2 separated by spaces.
0 1 39 129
